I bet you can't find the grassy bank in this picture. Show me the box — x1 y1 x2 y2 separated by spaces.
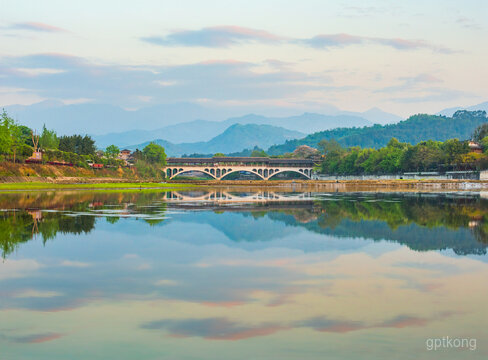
0 182 195 191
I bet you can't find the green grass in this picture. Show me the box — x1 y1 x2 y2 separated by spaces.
0 182 196 191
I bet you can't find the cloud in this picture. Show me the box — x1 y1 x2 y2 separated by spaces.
376 73 443 93
13 290 62 298
60 260 91 268
298 317 366 333
299 314 436 333
391 88 476 103
141 25 285 48
456 16 482 30
9 22 67 33
141 312 439 340
0 259 42 280
9 332 64 344
141 317 287 340
141 26 453 54
0 53 329 108
301 33 453 53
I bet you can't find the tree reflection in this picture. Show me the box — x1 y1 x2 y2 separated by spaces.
1 191 488 258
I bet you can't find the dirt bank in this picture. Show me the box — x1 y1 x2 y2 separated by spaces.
0 162 151 183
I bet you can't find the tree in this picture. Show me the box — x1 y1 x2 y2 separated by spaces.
143 143 166 165
105 144 120 158
59 135 96 155
480 137 488 154
39 124 59 150
0 109 25 161
472 123 488 142
250 148 268 157
318 139 343 156
213 152 225 157
18 125 33 146
0 109 15 155
442 139 468 166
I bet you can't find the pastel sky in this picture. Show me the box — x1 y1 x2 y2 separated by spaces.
1 0 487 117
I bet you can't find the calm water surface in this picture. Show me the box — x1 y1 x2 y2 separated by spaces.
1 189 487 359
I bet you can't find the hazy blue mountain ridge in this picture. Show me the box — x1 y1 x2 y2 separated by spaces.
127 123 304 156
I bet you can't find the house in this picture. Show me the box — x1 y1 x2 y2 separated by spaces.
468 141 483 154
119 149 132 160
118 149 134 166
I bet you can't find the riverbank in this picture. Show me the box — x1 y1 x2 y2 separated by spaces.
0 162 163 183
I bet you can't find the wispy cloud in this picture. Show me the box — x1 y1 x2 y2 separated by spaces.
391 88 476 103
301 33 454 53
60 260 91 268
141 26 454 54
455 16 482 30
376 73 443 93
141 317 288 340
9 332 65 344
9 22 67 33
0 53 329 107
141 25 285 48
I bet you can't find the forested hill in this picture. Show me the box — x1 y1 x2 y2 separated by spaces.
267 110 487 155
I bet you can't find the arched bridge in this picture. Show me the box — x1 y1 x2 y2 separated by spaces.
164 157 316 180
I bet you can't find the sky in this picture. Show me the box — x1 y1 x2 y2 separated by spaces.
1 0 487 118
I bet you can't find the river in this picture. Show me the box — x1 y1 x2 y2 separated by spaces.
0 188 486 359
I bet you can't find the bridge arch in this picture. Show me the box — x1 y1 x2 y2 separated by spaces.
267 169 311 180
169 169 217 180
220 169 265 180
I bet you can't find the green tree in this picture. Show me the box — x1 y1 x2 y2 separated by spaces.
59 135 96 155
39 124 59 150
472 122 488 142
143 143 166 165
318 139 342 156
0 109 15 155
442 139 468 166
18 125 34 146
250 148 268 157
213 152 225 157
105 144 120 158
0 109 26 161
480 136 488 154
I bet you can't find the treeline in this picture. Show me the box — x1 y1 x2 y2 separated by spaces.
268 110 488 155
0 110 167 179
318 122 488 175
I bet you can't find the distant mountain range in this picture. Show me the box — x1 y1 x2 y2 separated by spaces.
267 110 488 155
95 113 375 148
126 124 305 156
4 100 401 144
437 101 488 117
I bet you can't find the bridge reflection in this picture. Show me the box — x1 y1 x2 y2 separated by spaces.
165 189 315 203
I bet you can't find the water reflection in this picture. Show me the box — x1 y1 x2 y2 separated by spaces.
0 189 487 359
2 190 487 258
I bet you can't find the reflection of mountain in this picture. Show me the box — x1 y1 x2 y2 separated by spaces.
273 214 487 255
169 194 488 255
2 191 488 258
